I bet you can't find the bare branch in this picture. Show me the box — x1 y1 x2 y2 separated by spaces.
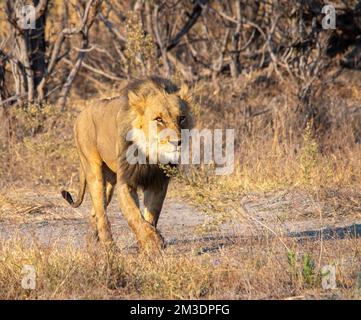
38 0 101 101
56 37 88 110
64 59 123 82
153 4 170 77
167 52 195 81
167 0 209 51
98 13 126 43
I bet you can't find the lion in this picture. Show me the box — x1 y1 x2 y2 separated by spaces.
61 77 193 251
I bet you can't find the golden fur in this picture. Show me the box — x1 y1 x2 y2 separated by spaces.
61 77 193 251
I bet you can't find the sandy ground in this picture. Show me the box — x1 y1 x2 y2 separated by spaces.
0 188 360 253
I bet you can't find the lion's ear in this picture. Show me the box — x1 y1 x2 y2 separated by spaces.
178 83 192 103
128 91 145 114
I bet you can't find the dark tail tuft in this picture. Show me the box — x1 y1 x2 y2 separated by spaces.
61 190 75 206
61 166 86 208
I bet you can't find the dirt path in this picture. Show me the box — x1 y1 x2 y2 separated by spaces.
0 190 214 251
0 189 360 253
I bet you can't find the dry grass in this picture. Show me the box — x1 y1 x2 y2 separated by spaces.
0 233 359 300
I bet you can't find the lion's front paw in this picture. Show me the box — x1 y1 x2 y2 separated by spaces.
138 227 165 253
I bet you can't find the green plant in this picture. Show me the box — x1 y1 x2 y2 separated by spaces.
287 250 298 282
287 251 318 288
301 253 316 287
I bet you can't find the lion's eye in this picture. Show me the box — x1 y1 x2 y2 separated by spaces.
155 117 163 123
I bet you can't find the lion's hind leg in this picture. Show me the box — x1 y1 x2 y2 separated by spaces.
89 180 115 242
83 161 113 246
87 164 116 243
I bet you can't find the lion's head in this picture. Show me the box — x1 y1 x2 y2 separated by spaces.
124 77 193 166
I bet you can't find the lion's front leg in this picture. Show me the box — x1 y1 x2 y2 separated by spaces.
116 182 164 251
143 180 169 227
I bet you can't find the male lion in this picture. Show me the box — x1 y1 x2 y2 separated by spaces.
61 77 193 251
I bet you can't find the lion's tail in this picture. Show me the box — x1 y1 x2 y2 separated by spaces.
61 166 86 208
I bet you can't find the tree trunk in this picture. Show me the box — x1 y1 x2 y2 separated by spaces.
6 0 48 104
31 0 47 101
